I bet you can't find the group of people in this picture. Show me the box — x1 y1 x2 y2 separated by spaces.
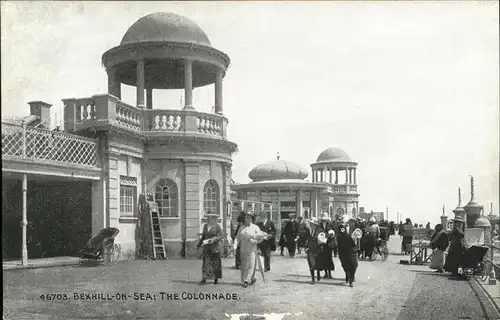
428 216 467 279
196 210 365 288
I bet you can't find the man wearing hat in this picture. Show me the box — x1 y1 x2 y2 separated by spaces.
257 212 277 272
282 213 299 258
444 216 466 278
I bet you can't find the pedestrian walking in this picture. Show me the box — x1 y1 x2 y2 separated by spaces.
232 211 246 269
197 212 224 285
257 212 276 272
299 218 324 284
318 212 335 278
233 211 268 288
336 222 358 287
282 213 299 258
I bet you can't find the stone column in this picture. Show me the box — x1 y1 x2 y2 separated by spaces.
312 169 315 183
349 169 353 184
183 59 194 110
136 59 145 108
184 160 200 258
146 88 153 110
215 69 223 114
107 67 121 99
21 174 28 266
354 168 357 184
345 169 349 184
329 168 333 184
296 189 303 217
335 170 338 184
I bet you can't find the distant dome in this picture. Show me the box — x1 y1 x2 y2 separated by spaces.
121 12 211 46
249 160 308 182
316 147 352 163
474 217 491 228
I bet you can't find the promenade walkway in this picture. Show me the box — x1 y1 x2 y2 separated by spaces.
3 237 499 320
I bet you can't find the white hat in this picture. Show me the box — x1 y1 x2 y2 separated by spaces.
369 217 376 223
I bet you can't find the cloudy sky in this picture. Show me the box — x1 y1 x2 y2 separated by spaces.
2 1 498 224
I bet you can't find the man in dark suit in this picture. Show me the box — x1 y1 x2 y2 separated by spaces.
282 213 299 258
257 212 277 271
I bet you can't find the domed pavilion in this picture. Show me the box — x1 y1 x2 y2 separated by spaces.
62 12 238 259
311 147 360 218
232 147 360 226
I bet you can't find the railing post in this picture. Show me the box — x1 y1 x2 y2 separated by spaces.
21 173 28 266
22 120 26 159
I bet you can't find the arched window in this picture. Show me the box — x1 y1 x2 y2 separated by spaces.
352 207 357 217
203 180 220 215
155 179 178 217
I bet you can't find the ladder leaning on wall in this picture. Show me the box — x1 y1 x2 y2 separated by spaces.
149 206 166 259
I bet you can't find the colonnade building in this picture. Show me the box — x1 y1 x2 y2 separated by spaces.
231 147 360 221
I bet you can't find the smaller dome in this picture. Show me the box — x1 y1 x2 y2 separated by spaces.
474 217 491 228
316 147 351 163
249 160 308 182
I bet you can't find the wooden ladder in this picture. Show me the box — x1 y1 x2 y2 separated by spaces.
149 208 166 259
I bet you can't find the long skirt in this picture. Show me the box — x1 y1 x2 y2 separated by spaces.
307 250 323 271
240 250 258 283
402 236 413 253
202 252 222 280
235 245 241 267
444 244 464 274
429 249 445 270
320 246 335 271
364 236 377 259
339 253 358 282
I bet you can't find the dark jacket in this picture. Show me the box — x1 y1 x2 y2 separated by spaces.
197 223 223 253
430 230 449 251
257 220 277 250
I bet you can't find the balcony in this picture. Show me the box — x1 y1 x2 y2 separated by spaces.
332 185 358 194
64 94 228 140
2 121 100 179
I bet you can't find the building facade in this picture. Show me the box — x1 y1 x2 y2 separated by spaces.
2 12 238 261
231 147 360 222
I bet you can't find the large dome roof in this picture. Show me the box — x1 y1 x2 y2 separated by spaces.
249 160 308 182
121 12 211 46
316 147 352 163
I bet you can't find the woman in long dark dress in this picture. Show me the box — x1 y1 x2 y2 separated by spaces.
299 218 325 284
336 223 358 287
232 211 246 268
197 213 224 284
444 217 466 278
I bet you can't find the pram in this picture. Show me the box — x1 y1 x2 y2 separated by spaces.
79 228 120 263
460 245 489 279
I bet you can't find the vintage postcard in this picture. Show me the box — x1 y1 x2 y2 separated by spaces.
2 1 499 319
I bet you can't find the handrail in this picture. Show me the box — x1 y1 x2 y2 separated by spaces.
2 121 99 167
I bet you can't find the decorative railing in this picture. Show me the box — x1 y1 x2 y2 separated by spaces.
332 185 357 194
1 121 98 167
64 94 227 138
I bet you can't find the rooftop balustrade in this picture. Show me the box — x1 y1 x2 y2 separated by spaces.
2 121 99 168
63 94 228 139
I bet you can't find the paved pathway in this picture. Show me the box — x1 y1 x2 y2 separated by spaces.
3 237 499 320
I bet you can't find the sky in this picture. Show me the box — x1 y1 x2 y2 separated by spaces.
2 1 499 225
